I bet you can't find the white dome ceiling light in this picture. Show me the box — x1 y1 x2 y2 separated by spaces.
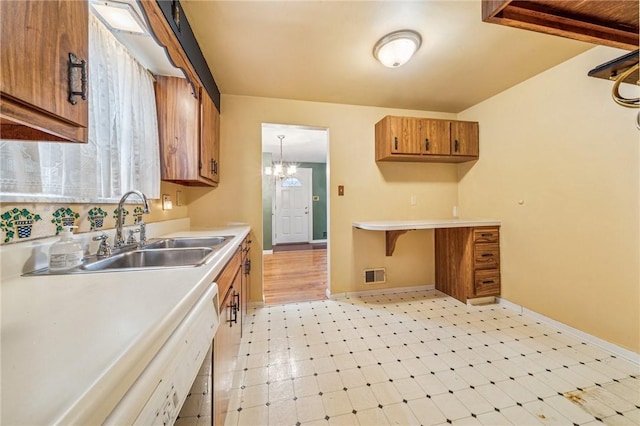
373 30 422 68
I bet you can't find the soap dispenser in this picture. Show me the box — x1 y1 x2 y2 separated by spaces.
49 226 84 272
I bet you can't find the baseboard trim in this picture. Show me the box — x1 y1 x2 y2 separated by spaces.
311 239 327 244
329 284 436 300
497 297 640 365
467 296 496 306
262 249 273 255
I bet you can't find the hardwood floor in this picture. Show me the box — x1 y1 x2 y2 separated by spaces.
263 249 328 305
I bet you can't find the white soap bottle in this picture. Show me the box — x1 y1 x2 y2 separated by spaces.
49 226 84 272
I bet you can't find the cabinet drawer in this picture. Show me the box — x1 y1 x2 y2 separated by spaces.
474 243 500 269
215 249 242 307
473 227 499 243
474 270 500 296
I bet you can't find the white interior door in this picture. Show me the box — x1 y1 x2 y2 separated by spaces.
275 168 312 244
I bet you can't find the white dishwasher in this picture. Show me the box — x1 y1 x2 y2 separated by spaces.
105 284 220 425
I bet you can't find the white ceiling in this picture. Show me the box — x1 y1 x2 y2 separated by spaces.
180 0 594 113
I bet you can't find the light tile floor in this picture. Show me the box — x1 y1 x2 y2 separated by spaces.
223 289 639 426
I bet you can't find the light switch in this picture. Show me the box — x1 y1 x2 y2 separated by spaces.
338 185 344 196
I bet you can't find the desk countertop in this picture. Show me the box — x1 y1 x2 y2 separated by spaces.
352 219 501 231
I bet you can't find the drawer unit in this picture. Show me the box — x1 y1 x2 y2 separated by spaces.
435 226 501 303
472 227 500 298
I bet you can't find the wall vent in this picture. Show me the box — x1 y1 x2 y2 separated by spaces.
364 268 386 284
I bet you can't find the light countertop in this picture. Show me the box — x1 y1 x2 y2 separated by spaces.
0 225 250 425
353 219 501 231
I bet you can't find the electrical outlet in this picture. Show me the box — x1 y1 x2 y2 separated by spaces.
411 195 417 206
162 194 173 210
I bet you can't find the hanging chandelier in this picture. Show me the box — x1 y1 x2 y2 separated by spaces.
264 135 297 179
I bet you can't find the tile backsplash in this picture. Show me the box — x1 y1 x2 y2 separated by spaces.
0 182 190 245
1 203 157 244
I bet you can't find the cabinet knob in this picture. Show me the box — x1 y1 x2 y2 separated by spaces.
454 139 459 152
425 138 430 151
394 136 398 150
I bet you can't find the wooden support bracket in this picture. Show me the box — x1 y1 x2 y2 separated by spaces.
385 230 409 256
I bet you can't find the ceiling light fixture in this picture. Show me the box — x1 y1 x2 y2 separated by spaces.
264 135 297 179
373 29 422 68
91 1 148 35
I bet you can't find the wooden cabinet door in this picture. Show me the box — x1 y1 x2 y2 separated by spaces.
0 0 88 142
451 121 479 157
200 88 220 185
213 280 242 426
420 119 451 155
155 76 199 181
388 116 421 155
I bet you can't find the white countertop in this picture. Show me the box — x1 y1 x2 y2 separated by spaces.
0 225 250 426
352 219 501 231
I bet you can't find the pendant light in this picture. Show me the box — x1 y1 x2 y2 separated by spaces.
264 135 297 179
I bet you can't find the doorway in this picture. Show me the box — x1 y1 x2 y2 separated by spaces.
262 123 329 305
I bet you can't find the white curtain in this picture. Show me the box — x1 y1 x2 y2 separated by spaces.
0 14 160 202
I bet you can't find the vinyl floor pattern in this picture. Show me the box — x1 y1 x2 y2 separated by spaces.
224 289 640 426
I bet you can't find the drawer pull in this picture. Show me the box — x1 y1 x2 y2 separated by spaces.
481 280 495 284
68 52 87 105
480 233 493 237
480 253 493 257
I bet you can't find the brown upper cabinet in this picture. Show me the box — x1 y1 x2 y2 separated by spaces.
0 0 89 143
375 116 479 163
482 0 639 51
200 88 221 185
155 77 220 187
140 0 221 187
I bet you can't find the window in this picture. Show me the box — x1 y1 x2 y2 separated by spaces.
281 177 302 187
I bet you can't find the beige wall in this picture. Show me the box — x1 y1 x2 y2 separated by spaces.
457 46 639 353
186 96 459 302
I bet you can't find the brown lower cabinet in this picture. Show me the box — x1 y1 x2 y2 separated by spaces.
435 226 501 303
213 246 246 426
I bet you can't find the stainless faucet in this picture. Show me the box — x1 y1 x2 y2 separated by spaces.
115 190 150 247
